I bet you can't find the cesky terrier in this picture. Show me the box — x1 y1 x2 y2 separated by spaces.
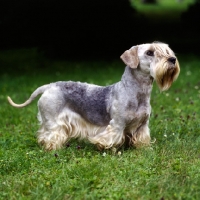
7 42 180 151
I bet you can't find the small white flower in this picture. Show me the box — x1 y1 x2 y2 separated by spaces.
102 152 106 157
118 151 121 156
164 134 167 138
194 86 199 90
165 93 169 97
175 97 179 101
186 71 191 76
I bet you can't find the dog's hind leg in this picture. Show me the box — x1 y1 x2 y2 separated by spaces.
37 87 69 151
37 112 69 151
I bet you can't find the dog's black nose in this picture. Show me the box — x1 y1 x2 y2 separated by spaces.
168 57 176 64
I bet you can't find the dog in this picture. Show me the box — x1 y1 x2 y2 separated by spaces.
7 42 180 151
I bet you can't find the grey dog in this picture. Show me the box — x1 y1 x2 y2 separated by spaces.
8 42 180 151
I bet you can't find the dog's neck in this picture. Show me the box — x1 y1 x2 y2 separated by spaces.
121 66 153 95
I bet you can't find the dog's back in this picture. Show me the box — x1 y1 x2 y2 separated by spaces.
56 81 112 126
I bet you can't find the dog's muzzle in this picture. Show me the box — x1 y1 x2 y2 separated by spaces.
168 57 176 64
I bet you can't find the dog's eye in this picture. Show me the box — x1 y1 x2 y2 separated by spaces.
146 50 154 56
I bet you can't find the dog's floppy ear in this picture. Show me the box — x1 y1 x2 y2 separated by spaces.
120 46 139 68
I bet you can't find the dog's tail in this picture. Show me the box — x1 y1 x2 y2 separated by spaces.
7 84 50 108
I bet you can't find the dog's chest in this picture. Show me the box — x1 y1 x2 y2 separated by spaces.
127 105 150 122
125 107 150 134
125 94 151 130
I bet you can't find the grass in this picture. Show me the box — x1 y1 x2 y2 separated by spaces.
131 0 196 21
0 48 200 200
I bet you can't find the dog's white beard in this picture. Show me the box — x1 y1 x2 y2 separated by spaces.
154 60 179 91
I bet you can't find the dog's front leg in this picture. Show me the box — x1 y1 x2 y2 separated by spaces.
132 123 151 148
88 117 126 150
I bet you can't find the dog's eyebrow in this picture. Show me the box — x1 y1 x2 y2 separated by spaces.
147 47 155 52
153 44 170 57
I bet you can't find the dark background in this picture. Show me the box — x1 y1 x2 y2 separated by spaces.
0 0 199 60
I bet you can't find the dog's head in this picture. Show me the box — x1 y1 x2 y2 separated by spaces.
120 42 180 91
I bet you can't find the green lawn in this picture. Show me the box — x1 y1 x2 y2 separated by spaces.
0 49 200 199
